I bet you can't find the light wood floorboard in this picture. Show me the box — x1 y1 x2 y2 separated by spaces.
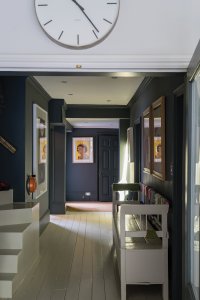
12 211 162 300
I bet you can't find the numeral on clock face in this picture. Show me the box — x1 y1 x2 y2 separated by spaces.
93 30 98 39
44 19 52 26
103 18 112 24
58 31 64 40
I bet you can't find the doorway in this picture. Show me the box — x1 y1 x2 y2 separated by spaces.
65 128 119 202
98 134 119 201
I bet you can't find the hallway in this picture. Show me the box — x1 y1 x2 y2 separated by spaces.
12 211 162 300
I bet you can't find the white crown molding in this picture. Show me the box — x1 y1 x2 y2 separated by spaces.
0 54 190 72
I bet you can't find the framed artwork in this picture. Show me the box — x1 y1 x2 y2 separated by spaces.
33 104 48 198
142 96 165 180
152 96 165 180
142 107 151 173
72 137 93 163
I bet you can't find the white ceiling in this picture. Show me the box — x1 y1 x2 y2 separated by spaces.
34 75 144 105
34 75 144 128
67 118 120 129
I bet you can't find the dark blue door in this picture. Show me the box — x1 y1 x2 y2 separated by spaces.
98 135 119 201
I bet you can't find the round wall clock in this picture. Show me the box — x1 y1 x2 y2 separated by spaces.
35 0 120 49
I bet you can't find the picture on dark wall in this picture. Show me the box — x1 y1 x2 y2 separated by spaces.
152 96 165 180
154 136 161 162
142 107 151 173
142 96 165 180
40 137 47 163
72 137 93 163
33 104 48 198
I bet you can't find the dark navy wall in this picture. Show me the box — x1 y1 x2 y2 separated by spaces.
0 77 26 201
129 75 185 300
66 128 118 201
130 76 184 199
0 76 50 233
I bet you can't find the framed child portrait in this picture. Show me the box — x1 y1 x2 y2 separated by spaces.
72 137 94 163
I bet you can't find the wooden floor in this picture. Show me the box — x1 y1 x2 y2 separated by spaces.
65 201 112 212
12 212 162 300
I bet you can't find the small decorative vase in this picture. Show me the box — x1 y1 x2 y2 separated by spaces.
26 175 37 195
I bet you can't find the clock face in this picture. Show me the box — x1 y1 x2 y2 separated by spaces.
35 0 120 49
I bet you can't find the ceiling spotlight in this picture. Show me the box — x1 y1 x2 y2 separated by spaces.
106 99 111 103
61 80 67 83
67 93 73 96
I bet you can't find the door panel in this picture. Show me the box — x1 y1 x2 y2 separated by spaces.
99 135 119 201
113 149 119 169
102 176 109 195
102 149 109 169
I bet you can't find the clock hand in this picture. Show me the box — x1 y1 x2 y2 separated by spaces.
71 0 84 11
71 0 99 32
82 10 99 33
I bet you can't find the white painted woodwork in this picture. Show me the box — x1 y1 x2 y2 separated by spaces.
112 197 169 300
11 211 163 300
0 190 13 206
0 274 14 299
0 0 200 71
0 250 19 273
0 224 30 250
0 203 36 226
0 202 39 299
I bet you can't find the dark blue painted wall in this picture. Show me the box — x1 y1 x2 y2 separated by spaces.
0 77 26 201
0 76 50 232
66 128 118 201
129 75 185 300
130 76 184 199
